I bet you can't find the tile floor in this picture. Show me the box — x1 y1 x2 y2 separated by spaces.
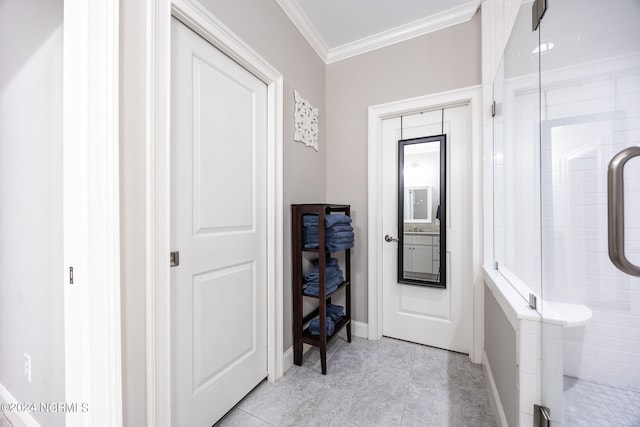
216 335 497 427
564 376 640 427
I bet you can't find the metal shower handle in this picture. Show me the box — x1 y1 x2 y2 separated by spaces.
608 146 640 277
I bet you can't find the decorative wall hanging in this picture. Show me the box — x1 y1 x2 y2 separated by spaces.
293 90 319 151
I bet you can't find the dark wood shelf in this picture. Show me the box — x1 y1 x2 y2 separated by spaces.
301 318 351 346
291 203 352 375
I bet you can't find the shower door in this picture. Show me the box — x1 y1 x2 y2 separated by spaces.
538 1 640 425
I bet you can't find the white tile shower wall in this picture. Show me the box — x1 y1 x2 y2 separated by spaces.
539 50 640 389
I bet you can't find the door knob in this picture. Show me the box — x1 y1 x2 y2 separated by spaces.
384 234 399 242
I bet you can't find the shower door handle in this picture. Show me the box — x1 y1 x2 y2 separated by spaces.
608 146 640 277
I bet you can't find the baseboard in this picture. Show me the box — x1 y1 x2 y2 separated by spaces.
483 350 508 427
283 346 294 373
351 321 368 338
0 383 41 427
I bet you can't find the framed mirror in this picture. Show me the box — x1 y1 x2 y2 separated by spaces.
397 135 446 288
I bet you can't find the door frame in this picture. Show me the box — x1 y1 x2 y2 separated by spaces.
145 1 284 426
64 0 122 425
367 85 483 363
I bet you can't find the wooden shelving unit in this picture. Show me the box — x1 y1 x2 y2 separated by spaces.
291 204 352 374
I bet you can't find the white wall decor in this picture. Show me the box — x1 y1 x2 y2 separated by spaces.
293 90 319 151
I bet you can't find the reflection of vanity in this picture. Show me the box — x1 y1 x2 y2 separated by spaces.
403 232 440 278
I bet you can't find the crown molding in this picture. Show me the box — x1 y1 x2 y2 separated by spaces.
277 0 480 64
275 0 329 62
326 0 481 63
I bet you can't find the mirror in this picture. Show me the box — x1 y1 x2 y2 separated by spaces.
397 135 446 288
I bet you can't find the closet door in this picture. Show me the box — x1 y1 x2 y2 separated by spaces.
171 18 268 426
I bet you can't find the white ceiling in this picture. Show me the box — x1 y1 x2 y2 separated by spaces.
296 0 474 48
276 0 480 63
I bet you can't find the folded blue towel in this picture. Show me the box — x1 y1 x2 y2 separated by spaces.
303 234 354 247
325 214 352 227
304 272 343 296
302 215 319 226
326 224 354 232
305 271 344 289
304 224 353 233
304 266 341 282
326 304 344 322
326 230 354 239
327 241 354 252
302 214 352 228
304 283 339 296
309 316 335 336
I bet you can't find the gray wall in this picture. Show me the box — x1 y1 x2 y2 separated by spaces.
119 0 327 424
0 1 65 426
325 12 482 322
484 284 517 427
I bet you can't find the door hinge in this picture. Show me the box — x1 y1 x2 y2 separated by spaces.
491 101 496 117
69 267 74 284
170 251 180 267
532 0 548 31
534 404 551 427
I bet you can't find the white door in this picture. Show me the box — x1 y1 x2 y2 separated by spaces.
381 105 470 353
171 18 268 426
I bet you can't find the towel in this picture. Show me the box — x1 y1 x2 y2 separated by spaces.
304 230 353 243
325 214 352 227
326 304 344 322
327 241 354 252
304 283 339 296
326 230 354 239
302 214 352 227
309 316 335 336
303 227 355 248
304 224 353 234
304 258 340 281
304 272 344 296
304 265 341 282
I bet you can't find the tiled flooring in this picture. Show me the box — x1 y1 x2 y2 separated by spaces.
564 376 640 427
216 335 497 427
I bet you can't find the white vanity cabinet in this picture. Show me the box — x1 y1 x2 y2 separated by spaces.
404 234 439 275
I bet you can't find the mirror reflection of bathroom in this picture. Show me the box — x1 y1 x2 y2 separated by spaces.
399 135 445 286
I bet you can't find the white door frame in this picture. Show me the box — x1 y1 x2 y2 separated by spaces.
367 85 484 363
145 1 284 426
63 0 122 426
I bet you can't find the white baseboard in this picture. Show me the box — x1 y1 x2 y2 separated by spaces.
0 383 41 427
283 346 294 373
281 321 370 374
351 321 368 338
483 350 508 427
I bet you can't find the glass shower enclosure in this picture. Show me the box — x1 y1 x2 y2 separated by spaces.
493 0 640 425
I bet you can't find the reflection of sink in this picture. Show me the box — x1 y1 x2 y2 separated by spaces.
405 231 438 235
